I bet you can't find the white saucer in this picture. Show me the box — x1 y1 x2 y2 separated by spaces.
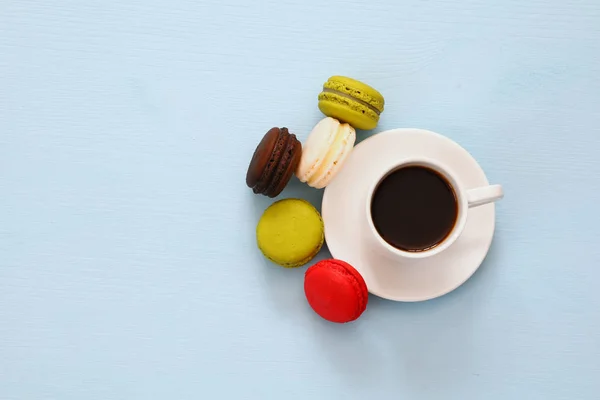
321 129 496 302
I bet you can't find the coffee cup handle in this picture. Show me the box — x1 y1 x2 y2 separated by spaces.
466 184 504 208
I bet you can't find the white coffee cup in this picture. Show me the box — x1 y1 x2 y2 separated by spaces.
365 157 503 260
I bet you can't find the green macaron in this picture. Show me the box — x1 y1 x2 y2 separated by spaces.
256 199 324 268
318 76 385 130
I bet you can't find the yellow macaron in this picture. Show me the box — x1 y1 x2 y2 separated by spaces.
318 76 385 130
256 199 324 268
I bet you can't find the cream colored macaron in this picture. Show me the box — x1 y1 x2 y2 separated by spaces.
296 117 356 189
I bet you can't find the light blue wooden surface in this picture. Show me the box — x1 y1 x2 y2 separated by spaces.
1 0 600 399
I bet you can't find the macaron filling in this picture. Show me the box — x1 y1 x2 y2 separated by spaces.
321 88 381 115
318 93 381 124
323 78 384 109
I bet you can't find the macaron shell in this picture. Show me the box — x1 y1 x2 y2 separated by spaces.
318 96 379 131
256 199 324 267
304 259 368 323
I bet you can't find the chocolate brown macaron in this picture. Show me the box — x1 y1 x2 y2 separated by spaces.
246 127 302 198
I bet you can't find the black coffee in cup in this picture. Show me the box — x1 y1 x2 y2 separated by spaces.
370 166 458 252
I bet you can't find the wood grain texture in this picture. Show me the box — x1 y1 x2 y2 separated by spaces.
1 0 599 399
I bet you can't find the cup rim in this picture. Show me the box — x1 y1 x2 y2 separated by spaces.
365 157 468 260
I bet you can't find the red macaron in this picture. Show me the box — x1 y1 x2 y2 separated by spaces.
304 259 368 323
